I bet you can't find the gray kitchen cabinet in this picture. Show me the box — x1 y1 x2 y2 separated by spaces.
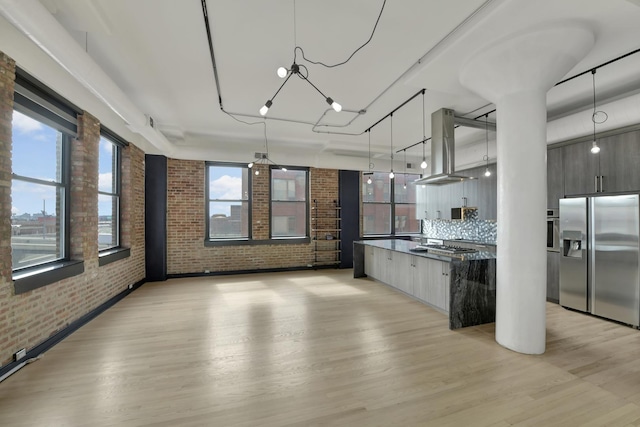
547 251 559 303
563 140 599 195
427 259 449 311
364 245 375 277
394 252 415 295
599 131 640 193
547 147 564 208
460 164 497 220
562 130 640 195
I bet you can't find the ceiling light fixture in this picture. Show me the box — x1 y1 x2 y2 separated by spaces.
590 69 607 154
484 114 491 177
389 114 394 179
365 129 373 185
247 123 286 174
420 90 427 170
259 62 341 116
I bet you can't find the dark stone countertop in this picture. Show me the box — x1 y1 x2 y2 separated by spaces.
355 239 496 262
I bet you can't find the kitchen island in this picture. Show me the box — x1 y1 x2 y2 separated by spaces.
354 240 496 329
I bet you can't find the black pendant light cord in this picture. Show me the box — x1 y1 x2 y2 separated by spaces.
293 0 386 68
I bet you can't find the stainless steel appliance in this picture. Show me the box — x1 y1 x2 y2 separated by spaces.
546 208 560 252
559 195 640 326
411 238 478 258
451 207 478 220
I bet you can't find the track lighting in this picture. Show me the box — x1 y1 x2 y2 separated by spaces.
260 62 341 116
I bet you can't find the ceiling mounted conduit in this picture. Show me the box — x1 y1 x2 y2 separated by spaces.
0 0 175 154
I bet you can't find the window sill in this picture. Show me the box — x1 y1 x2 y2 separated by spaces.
204 237 311 247
13 260 84 295
99 247 131 266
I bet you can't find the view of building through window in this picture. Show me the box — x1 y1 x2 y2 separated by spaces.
362 172 420 236
11 110 66 270
98 136 120 250
207 164 250 239
271 169 307 238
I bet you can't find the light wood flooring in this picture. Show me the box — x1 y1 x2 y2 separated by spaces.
2 269 640 426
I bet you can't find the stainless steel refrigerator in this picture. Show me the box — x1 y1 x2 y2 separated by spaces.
559 195 640 326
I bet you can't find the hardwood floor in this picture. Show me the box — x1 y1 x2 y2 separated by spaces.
1 269 640 426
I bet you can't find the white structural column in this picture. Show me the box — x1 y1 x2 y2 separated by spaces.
460 24 594 354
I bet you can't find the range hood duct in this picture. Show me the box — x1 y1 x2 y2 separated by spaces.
414 108 472 185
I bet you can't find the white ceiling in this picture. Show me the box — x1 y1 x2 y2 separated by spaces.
9 0 640 171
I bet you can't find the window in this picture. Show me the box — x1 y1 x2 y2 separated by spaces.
98 134 121 250
362 172 420 236
11 110 70 270
271 168 308 238
206 163 250 240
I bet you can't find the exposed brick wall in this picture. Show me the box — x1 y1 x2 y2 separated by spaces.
166 159 339 275
0 50 146 366
0 52 16 360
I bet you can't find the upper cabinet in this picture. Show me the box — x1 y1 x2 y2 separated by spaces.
414 164 497 221
598 131 640 193
563 140 599 195
563 129 640 196
547 147 564 208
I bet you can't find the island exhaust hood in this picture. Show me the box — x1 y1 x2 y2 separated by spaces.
414 108 472 186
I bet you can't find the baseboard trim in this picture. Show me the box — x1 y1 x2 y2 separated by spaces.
167 264 341 279
0 278 146 382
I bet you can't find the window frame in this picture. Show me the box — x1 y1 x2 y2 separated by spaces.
98 131 123 252
11 68 83 293
269 166 310 241
205 161 252 244
362 172 421 237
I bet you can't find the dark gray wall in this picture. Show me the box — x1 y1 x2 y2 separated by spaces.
145 154 167 281
339 170 360 269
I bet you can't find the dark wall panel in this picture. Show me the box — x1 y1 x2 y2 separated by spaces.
145 155 167 281
339 170 360 269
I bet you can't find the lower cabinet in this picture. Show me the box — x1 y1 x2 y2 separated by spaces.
366 246 449 313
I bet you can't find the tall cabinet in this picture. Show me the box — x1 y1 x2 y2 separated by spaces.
311 199 341 267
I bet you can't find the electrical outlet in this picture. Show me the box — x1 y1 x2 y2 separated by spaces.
14 348 26 362
128 284 133 290
204 270 210 274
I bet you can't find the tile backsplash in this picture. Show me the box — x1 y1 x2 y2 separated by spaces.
422 217 497 244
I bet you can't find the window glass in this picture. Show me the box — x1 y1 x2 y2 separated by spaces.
207 164 250 239
362 172 420 236
11 110 67 270
98 136 120 250
271 168 307 238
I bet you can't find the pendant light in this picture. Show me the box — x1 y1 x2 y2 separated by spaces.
420 90 427 170
403 149 408 189
389 114 394 179
590 69 607 154
483 114 491 177
365 130 373 185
